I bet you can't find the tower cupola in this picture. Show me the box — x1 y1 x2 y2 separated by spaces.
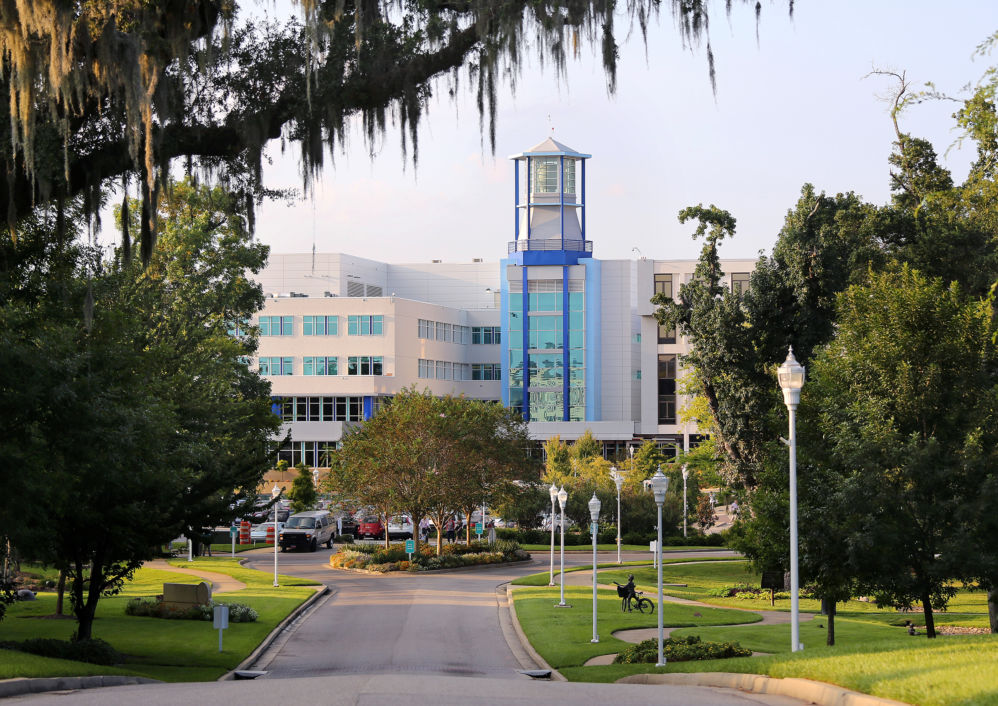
509 138 591 253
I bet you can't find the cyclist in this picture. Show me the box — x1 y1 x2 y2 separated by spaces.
622 574 637 612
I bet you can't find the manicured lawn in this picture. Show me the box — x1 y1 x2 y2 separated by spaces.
599 563 990 618
0 649 139 680
0 558 320 682
513 559 998 706
511 556 735 586
519 543 724 553
511 584 758 669
560 635 998 706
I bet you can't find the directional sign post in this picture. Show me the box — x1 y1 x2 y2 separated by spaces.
405 538 415 560
230 526 238 558
475 523 483 536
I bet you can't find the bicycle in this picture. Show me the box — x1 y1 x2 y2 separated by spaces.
614 582 655 614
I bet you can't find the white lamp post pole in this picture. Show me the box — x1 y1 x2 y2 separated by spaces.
611 467 625 565
548 483 558 586
272 484 281 588
682 465 689 539
778 346 805 653
589 493 602 643
651 467 670 667
557 486 569 607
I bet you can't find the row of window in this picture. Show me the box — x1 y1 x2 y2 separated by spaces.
276 440 340 467
654 272 750 299
259 356 383 376
256 315 384 336
275 396 364 422
417 319 471 344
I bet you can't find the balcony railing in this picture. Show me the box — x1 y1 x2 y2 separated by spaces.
508 239 593 254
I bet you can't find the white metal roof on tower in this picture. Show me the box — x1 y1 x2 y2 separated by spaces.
508 137 592 159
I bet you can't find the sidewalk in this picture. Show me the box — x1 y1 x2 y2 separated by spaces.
145 559 247 593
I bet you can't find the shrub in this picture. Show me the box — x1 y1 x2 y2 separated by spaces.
125 597 257 622
336 534 354 544
613 635 751 664
0 638 122 665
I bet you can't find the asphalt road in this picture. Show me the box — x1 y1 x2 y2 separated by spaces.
9 545 810 705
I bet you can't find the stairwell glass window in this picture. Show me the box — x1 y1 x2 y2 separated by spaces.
418 319 433 339
347 356 383 376
472 326 501 345
259 316 293 336
348 315 383 336
303 356 337 375
563 159 576 194
304 315 337 336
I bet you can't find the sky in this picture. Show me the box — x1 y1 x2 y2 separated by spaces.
251 1 995 264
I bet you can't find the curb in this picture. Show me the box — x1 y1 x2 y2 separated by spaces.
219 584 329 680
617 672 910 705
504 585 566 681
0 675 160 699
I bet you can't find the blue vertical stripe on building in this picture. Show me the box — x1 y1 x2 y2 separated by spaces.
522 265 530 421
363 396 374 421
562 265 570 421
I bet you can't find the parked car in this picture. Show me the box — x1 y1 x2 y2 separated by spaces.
356 516 384 540
250 521 286 542
387 515 414 540
279 511 334 552
338 516 359 538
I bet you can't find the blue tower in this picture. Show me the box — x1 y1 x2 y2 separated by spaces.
501 138 601 423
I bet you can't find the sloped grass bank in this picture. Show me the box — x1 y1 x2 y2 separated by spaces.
513 560 997 706
0 558 319 682
511 585 757 669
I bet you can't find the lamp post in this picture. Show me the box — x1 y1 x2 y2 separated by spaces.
556 486 569 607
588 493 602 643
548 483 558 586
611 467 626 564
650 467 670 667
777 346 805 653
272 484 281 588
682 465 690 538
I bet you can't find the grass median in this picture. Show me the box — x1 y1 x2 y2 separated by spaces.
0 557 320 682
518 543 725 553
512 559 997 706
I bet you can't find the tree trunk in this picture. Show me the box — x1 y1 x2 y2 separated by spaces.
70 559 102 641
988 586 997 634
56 570 67 616
382 512 390 550
465 511 473 545
822 598 836 646
921 589 936 638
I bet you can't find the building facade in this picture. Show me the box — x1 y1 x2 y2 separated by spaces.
253 138 755 464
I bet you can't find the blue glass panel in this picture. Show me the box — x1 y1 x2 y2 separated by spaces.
569 311 584 329
569 292 585 312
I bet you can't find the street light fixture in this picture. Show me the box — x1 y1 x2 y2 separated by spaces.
588 493 602 643
548 483 558 587
271 484 281 588
611 467 627 564
650 467 670 667
556 486 570 607
682 465 690 538
777 345 805 653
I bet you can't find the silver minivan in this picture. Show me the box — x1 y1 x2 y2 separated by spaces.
279 510 334 552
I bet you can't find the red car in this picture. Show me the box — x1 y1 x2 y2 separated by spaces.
356 516 384 540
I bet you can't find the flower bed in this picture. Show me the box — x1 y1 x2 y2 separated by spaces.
329 539 530 572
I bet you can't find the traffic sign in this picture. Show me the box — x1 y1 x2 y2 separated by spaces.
405 539 415 554
475 523 483 535
229 526 238 536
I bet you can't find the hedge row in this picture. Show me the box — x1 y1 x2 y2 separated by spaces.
495 527 726 547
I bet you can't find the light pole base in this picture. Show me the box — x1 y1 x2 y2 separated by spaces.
548 582 555 587
555 603 572 608
655 662 667 668
591 637 599 643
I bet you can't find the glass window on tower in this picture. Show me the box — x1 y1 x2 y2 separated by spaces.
658 353 677 425
563 159 576 194
529 390 563 421
532 157 559 194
